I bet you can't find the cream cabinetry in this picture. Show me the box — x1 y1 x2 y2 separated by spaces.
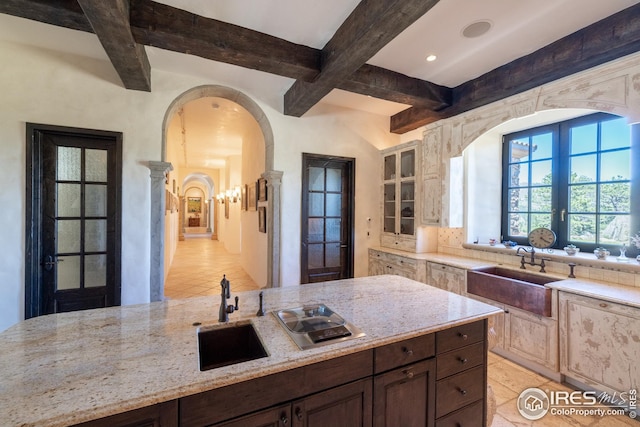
466 294 557 373
559 292 640 394
380 141 420 252
504 307 558 372
421 126 441 226
426 262 465 295
368 249 425 282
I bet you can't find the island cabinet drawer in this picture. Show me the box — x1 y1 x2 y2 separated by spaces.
374 333 435 373
435 399 483 427
436 341 484 380
436 320 485 353
435 365 484 418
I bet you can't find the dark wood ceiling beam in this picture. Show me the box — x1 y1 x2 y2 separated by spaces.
391 2 640 134
77 0 151 92
129 0 321 82
339 64 451 110
284 0 441 117
1 0 452 113
0 0 92 32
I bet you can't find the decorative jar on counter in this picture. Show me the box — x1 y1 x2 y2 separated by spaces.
593 247 610 260
564 244 579 256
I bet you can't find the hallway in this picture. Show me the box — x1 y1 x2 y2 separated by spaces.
164 234 260 299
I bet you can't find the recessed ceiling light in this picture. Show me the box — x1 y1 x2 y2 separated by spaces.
462 20 492 38
426 54 437 62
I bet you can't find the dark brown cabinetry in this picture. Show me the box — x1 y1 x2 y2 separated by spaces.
374 359 436 427
72 401 178 427
211 380 372 427
435 320 487 427
72 320 487 427
180 350 373 427
210 404 290 427
293 379 372 427
373 332 436 427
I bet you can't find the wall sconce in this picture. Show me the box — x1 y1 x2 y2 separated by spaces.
217 186 242 204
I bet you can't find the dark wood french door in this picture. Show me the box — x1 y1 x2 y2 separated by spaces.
26 124 122 317
301 154 354 283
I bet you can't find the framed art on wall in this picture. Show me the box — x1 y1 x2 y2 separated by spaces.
241 184 247 211
187 197 201 213
248 182 257 211
258 206 266 233
258 178 267 202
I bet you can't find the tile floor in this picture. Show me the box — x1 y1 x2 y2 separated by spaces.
164 233 259 299
165 236 637 426
487 352 637 426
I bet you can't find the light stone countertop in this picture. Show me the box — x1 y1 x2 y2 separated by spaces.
0 275 501 427
545 278 640 308
369 247 495 270
371 247 640 309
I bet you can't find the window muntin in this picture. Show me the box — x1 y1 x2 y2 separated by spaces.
504 128 555 239
502 113 636 252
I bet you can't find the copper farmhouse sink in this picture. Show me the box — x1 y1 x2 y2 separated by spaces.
466 267 557 317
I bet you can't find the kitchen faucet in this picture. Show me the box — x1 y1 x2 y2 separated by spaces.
219 274 239 322
516 247 548 273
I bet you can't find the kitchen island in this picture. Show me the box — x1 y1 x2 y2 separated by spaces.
0 275 501 427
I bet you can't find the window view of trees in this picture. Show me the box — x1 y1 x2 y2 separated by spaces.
502 113 636 252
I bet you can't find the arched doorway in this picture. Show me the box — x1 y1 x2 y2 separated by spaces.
148 85 283 302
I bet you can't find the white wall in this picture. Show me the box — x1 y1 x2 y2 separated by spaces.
271 103 391 285
241 121 267 286
0 39 399 331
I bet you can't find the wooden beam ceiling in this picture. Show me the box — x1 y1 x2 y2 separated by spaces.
283 0 441 117
0 0 91 32
129 0 322 82
2 1 640 134
390 2 640 133
77 0 151 91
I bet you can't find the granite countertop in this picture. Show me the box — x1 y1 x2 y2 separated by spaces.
369 247 494 270
546 278 640 308
371 247 640 309
0 275 501 427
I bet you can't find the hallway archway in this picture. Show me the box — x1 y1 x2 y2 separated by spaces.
149 85 283 302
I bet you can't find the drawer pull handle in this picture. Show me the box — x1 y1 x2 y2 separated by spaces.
459 357 468 364
403 369 414 379
295 407 303 421
459 333 468 340
458 387 467 396
599 303 608 308
402 346 414 356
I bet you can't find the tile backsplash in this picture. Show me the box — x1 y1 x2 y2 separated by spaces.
436 227 640 288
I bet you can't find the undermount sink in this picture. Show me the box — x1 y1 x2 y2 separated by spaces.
275 304 365 350
197 321 268 371
466 267 557 317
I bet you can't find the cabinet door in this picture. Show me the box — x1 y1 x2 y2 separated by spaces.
504 306 557 371
559 292 640 394
427 263 464 295
373 359 436 427
292 379 372 427
368 251 387 276
468 296 505 351
212 404 290 427
381 143 418 244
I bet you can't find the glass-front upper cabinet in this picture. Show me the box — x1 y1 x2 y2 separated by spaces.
382 143 418 239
